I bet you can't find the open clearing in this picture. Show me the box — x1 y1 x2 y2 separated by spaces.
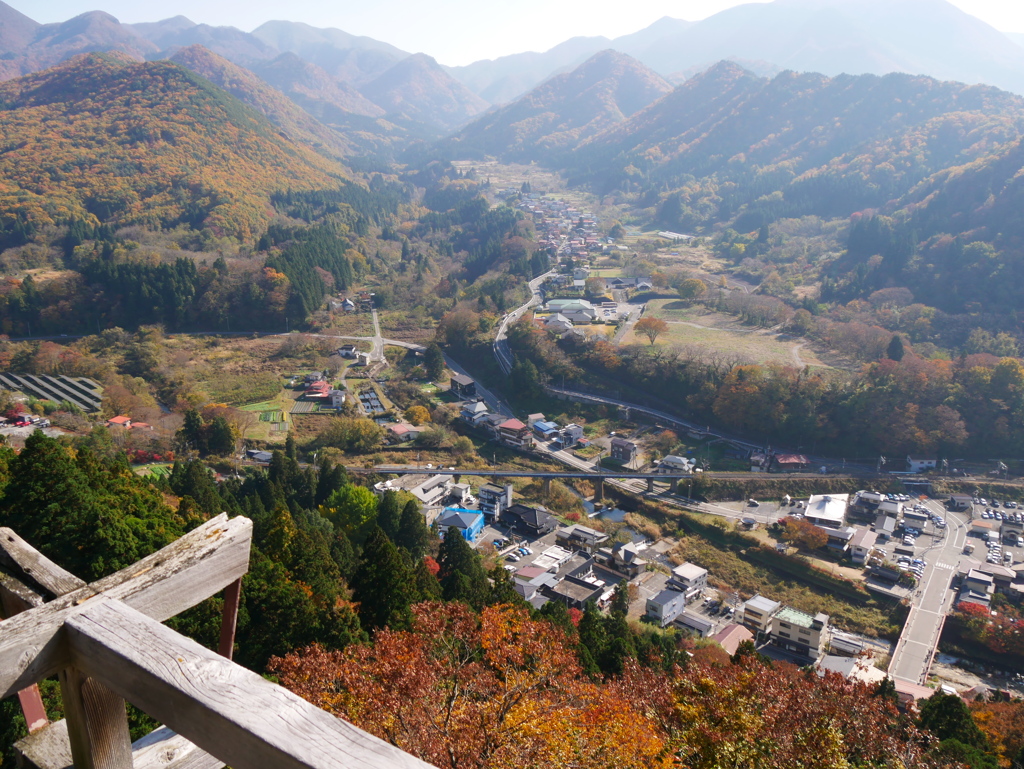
626 299 828 369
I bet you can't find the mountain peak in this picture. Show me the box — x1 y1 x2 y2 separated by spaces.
0 0 39 52
446 49 670 161
361 52 489 130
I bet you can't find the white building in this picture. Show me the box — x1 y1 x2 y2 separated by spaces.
373 474 453 508
657 455 696 474
906 456 938 473
804 493 849 529
739 594 781 635
667 562 708 601
646 589 688 627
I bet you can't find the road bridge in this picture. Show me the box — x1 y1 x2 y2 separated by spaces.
353 465 694 500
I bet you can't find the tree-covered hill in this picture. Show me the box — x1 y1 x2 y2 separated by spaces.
0 52 350 241
168 45 356 160
566 62 1024 228
442 50 672 162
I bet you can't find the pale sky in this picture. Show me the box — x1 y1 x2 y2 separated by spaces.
12 0 1024 66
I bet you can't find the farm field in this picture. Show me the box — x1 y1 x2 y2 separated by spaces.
240 393 296 442
627 299 828 369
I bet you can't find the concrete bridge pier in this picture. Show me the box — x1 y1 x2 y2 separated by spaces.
594 478 604 502
670 477 679 494
647 477 655 493
542 477 551 495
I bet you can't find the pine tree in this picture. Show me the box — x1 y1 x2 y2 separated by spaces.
377 490 402 542
487 566 525 607
395 500 431 559
424 343 445 381
350 526 417 631
887 334 905 362
437 526 489 610
207 416 235 456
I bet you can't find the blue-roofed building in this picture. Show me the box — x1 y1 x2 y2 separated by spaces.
436 508 485 543
533 420 560 440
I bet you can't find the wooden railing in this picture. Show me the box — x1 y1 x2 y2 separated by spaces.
0 515 434 769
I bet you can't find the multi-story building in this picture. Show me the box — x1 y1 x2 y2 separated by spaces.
609 437 638 465
478 483 513 520
769 607 829 660
667 562 708 602
495 418 533 449
739 594 781 635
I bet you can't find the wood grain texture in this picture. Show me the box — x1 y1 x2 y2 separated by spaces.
0 528 86 598
15 721 227 769
131 726 226 769
13 717 73 769
0 515 252 699
59 667 133 769
66 599 436 769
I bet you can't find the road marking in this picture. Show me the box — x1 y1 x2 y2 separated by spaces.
935 562 956 570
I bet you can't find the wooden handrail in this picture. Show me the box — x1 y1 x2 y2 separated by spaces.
3 516 436 769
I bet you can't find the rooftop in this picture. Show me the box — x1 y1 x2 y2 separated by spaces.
649 588 686 607
672 562 707 581
774 606 827 629
744 594 781 614
711 623 754 656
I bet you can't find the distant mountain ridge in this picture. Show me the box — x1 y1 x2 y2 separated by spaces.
359 53 489 131
443 50 672 161
562 61 1024 232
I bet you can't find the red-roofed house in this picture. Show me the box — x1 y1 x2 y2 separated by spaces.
106 415 132 428
496 418 532 449
387 423 424 443
711 623 754 656
304 380 330 399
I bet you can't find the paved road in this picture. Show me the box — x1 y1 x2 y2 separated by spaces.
494 270 556 375
889 501 971 684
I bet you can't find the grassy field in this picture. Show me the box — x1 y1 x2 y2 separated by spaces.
240 392 297 443
629 299 826 368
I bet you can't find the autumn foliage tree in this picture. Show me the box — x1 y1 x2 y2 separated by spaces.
635 316 669 345
783 516 829 551
270 602 669 769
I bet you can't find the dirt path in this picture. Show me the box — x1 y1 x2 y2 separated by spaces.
791 341 808 368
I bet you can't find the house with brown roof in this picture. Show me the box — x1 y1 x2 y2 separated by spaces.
495 418 532 449
711 623 754 656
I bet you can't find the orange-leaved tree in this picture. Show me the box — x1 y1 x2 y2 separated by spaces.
269 602 669 769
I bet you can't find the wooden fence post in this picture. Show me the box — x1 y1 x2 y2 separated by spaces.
59 667 133 769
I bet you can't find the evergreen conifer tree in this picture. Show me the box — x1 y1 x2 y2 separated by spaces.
350 526 416 631
395 500 431 559
377 490 402 541
437 526 489 610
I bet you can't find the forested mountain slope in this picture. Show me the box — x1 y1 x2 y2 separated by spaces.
168 45 355 159
359 53 489 132
0 53 349 240
565 62 1024 228
442 50 672 161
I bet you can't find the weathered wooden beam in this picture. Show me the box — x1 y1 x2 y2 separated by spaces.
216 579 241 660
2 566 51 735
0 528 86 598
0 570 45 615
58 668 133 769
15 721 227 769
0 515 252 699
65 599 435 769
